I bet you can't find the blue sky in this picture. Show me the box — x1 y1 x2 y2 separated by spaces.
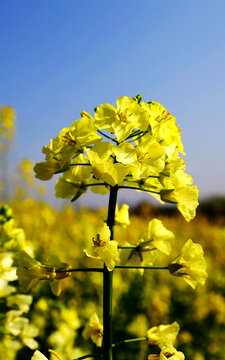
1 0 225 207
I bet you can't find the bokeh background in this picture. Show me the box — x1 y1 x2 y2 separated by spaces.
1 2 225 360
1 0 225 207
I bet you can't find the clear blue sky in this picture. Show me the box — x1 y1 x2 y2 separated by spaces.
1 0 225 207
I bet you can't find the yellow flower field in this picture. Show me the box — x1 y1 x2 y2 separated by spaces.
0 195 224 360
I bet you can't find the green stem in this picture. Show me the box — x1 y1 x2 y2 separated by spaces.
126 131 148 143
115 266 168 270
54 167 70 175
124 130 142 140
118 246 156 252
82 183 107 187
98 130 118 144
113 337 147 347
118 186 160 195
118 245 137 249
104 185 118 360
65 181 106 188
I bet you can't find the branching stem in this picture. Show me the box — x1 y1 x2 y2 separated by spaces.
97 129 118 144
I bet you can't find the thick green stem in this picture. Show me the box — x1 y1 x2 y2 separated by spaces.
103 185 118 360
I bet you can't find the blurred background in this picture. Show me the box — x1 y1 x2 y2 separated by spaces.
1 2 225 360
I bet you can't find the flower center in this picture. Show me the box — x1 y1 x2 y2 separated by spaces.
93 234 106 247
137 149 151 163
117 109 132 124
62 130 77 146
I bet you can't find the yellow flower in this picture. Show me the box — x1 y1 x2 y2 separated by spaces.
46 254 71 296
160 346 185 360
20 323 39 349
0 105 16 143
126 219 174 268
114 137 165 180
0 278 16 297
55 155 92 201
34 112 101 181
0 105 15 130
18 159 35 187
5 310 28 336
0 252 17 281
148 346 185 360
84 223 119 271
82 313 103 347
95 96 149 142
87 144 129 186
34 139 68 181
16 251 56 292
115 204 130 228
160 170 199 222
168 239 208 289
31 350 63 360
141 101 184 157
146 322 180 348
4 309 39 349
7 294 33 313
141 219 174 255
66 111 101 149
32 351 48 360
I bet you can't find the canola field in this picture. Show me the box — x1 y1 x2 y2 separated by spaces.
1 197 224 360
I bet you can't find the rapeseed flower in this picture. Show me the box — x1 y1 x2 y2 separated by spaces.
95 96 149 142
148 346 185 360
31 350 63 360
115 204 130 228
82 313 103 347
168 239 208 289
84 223 118 271
160 170 199 222
140 219 174 255
146 322 180 348
16 251 56 292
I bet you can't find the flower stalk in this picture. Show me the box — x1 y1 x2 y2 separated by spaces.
113 337 147 347
103 184 118 360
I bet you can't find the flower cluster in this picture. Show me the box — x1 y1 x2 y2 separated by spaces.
0 206 40 352
34 95 198 221
6 95 208 360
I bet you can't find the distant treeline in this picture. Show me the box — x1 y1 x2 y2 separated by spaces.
130 196 225 223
